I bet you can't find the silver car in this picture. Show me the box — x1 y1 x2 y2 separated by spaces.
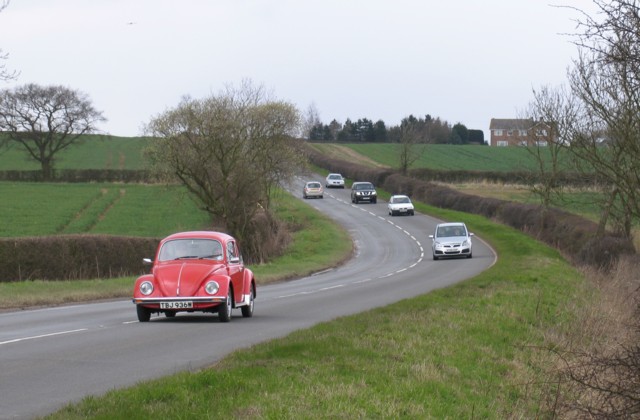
325 173 345 188
303 181 324 199
429 222 473 260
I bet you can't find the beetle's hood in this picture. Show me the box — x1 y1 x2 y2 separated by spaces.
154 262 225 297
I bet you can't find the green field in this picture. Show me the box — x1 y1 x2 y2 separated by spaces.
0 135 149 170
337 143 571 171
0 182 209 237
0 137 570 173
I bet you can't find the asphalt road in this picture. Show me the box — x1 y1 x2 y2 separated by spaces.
0 181 496 419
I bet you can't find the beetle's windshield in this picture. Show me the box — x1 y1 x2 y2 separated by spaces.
158 239 223 262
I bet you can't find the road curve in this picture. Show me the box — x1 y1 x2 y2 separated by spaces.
0 181 496 419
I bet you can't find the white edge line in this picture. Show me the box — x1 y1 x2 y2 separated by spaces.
0 328 88 346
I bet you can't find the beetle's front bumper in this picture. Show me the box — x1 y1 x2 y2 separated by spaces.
133 297 227 311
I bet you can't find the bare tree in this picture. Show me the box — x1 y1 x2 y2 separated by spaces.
397 117 423 175
522 84 580 212
0 84 105 180
301 102 321 140
0 0 18 82
145 81 305 261
565 0 640 239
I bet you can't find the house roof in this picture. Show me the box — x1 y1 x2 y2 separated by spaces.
489 118 534 130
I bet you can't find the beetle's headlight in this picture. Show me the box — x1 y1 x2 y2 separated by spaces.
140 281 154 295
205 281 220 295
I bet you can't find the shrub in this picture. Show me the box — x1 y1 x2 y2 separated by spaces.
0 235 159 282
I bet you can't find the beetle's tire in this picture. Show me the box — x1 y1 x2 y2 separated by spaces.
467 253 473 259
241 286 255 318
433 255 438 261
136 305 151 322
218 289 233 322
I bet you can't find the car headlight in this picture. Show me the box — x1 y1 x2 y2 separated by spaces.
462 240 470 247
205 281 220 295
140 281 154 295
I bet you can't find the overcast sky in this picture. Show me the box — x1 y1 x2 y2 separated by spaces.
0 0 598 140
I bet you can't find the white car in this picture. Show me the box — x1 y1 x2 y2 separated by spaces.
429 222 473 260
387 195 414 216
325 173 345 189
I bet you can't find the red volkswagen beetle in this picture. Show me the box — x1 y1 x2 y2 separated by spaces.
132 231 256 322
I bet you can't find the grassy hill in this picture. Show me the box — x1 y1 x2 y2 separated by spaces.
0 137 564 173
0 135 150 170
310 142 569 172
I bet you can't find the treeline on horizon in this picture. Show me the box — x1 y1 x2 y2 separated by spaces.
308 114 486 145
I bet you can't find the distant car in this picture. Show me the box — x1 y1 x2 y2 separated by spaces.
325 173 345 189
132 231 256 322
429 222 473 260
303 181 324 199
388 195 415 216
351 181 377 204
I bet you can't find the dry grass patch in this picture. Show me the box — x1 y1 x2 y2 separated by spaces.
308 143 389 168
540 255 640 418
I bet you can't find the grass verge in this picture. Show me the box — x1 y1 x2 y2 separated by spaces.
0 191 351 310
43 203 585 418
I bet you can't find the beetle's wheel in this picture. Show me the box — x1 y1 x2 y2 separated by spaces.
136 305 151 322
241 286 254 318
218 289 233 322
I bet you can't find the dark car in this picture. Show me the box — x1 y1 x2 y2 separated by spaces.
351 181 377 204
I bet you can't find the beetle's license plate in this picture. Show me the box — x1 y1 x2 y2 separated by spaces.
160 301 193 309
